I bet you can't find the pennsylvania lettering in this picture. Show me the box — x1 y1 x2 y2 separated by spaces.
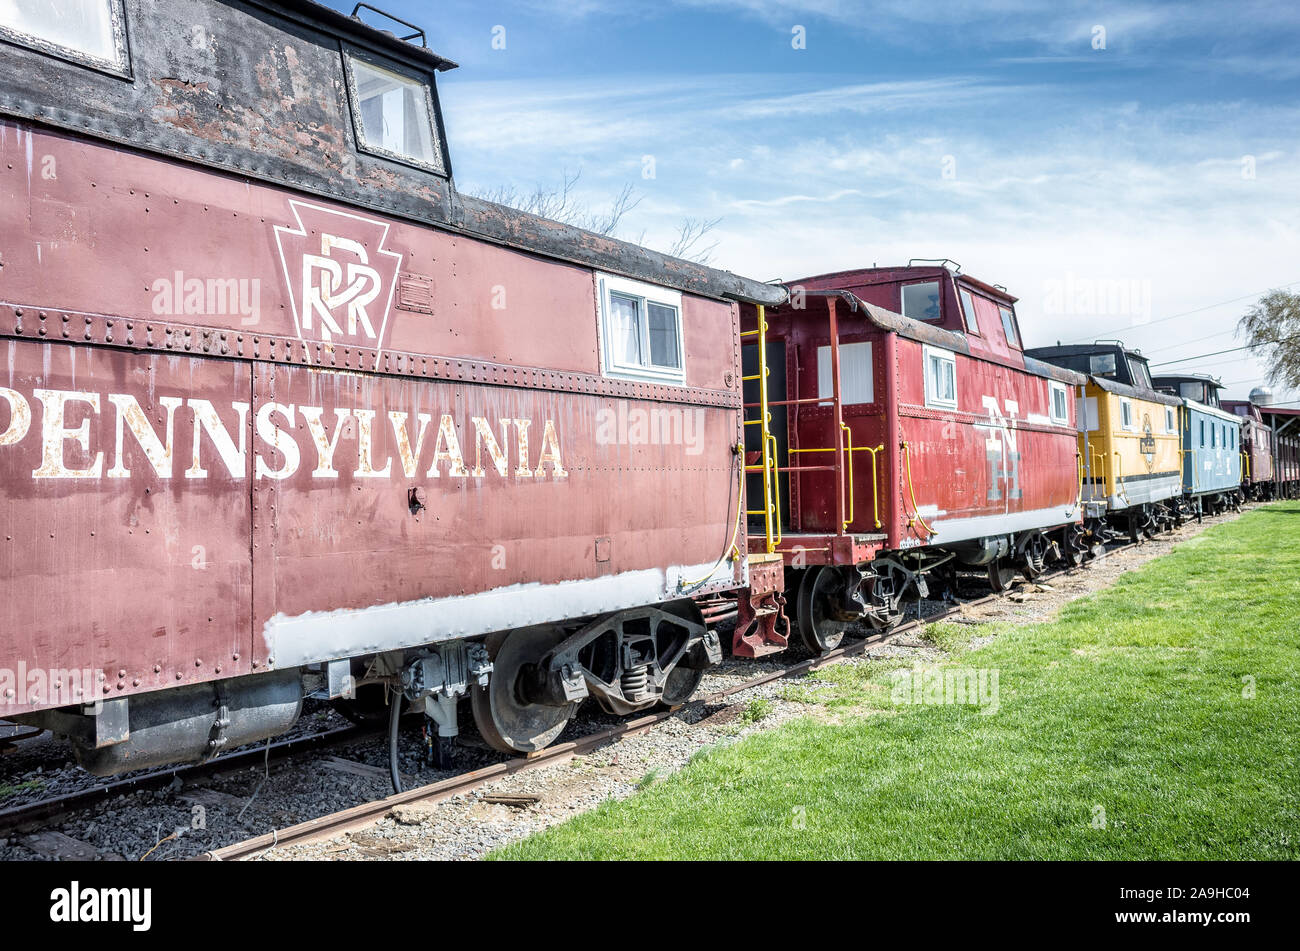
0 386 567 482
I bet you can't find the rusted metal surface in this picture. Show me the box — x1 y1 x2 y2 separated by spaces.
0 114 746 714
0 0 783 307
731 554 788 657
0 339 254 714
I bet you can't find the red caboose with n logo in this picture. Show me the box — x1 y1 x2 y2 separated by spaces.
737 262 1087 655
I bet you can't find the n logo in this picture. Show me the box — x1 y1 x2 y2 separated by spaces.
274 201 403 353
983 396 1022 503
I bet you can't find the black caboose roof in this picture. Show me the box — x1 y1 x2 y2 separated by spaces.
0 0 784 307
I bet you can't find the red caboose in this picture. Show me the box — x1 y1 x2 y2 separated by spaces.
735 262 1085 655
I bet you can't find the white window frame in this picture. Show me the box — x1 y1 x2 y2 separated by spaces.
1048 381 1069 425
1165 407 1177 434
596 273 686 385
0 0 130 76
998 305 1021 348
923 345 958 410
901 281 943 323
958 288 981 335
343 47 446 175
1120 399 1135 431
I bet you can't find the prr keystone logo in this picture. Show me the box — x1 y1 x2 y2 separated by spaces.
273 200 403 352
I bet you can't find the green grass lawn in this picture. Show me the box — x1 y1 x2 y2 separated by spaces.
495 502 1300 860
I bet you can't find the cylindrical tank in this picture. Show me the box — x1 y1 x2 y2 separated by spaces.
71 671 303 777
1250 386 1275 406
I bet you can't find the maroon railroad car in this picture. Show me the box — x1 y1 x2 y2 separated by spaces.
1261 406 1300 499
737 263 1086 654
1223 400 1275 500
0 0 785 773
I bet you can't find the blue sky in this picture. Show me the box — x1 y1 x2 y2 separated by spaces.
327 0 1300 404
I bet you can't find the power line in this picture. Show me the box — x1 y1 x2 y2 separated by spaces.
1150 335 1300 368
1144 326 1239 356
1057 280 1300 346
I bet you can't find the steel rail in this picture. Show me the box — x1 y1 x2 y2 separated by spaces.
0 723 377 836
203 542 1144 862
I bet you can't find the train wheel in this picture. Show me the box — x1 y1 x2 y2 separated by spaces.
796 566 850 654
1064 534 1086 568
471 626 577 755
987 559 1019 593
660 664 705 708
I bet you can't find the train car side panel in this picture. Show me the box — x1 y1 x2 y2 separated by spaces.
0 339 255 714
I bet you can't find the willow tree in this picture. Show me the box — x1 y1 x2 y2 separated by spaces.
1239 290 1300 388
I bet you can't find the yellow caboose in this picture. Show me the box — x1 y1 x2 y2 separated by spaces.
1027 343 1185 541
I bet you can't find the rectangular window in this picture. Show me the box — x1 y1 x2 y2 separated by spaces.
958 289 981 334
1211 425 1218 448
902 282 942 322
0 0 128 73
1165 407 1176 434
344 51 444 174
1200 420 1206 447
923 346 957 409
597 274 685 384
1120 400 1134 430
1090 352 1118 376
1128 358 1153 390
817 342 873 405
1049 381 1069 425
1080 396 1099 431
998 306 1020 348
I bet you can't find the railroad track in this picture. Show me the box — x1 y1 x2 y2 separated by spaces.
203 541 1145 861
7 523 1205 857
0 722 378 837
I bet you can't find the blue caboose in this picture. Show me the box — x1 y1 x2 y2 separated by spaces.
1152 374 1243 516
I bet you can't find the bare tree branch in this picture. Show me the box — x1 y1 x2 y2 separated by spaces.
664 216 722 266
468 174 722 264
468 171 640 237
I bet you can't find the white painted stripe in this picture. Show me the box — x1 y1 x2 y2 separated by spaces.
263 559 740 669
929 505 1079 545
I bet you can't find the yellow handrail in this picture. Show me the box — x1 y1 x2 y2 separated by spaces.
788 440 885 529
1111 450 1129 503
862 443 884 529
1074 450 1084 509
840 422 854 532
756 305 776 553
767 432 783 550
902 440 936 538
678 442 747 589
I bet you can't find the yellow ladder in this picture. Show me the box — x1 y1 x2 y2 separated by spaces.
742 305 781 554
